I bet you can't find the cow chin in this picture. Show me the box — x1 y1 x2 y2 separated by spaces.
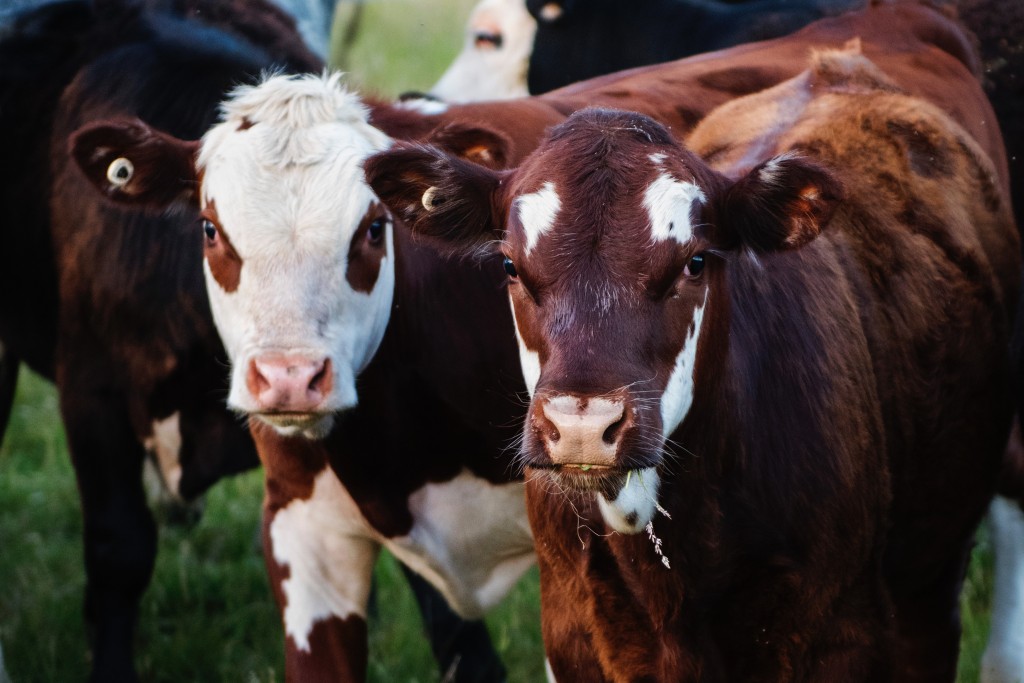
595 467 661 534
535 464 662 535
254 412 337 440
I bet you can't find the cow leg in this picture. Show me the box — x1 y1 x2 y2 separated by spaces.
981 495 1024 683
0 342 19 449
399 563 508 683
61 390 155 683
262 466 380 683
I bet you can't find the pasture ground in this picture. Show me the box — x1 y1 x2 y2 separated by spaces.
0 0 998 680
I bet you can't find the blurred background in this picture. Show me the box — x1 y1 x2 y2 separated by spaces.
0 0 997 680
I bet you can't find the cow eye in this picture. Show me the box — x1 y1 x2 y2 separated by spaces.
684 253 705 277
368 218 386 243
202 219 217 241
503 256 518 278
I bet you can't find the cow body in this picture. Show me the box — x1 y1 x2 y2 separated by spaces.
367 30 1018 683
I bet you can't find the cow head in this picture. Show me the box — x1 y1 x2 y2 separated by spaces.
367 108 841 532
432 0 537 102
70 73 396 439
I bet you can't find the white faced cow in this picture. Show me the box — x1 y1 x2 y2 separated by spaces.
431 0 536 102
70 73 536 681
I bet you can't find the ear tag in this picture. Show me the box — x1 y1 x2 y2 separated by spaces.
422 186 441 211
106 158 134 187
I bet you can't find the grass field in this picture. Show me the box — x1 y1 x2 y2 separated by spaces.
0 0 1001 680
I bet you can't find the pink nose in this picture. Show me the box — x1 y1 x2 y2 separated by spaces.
246 355 333 413
536 394 629 467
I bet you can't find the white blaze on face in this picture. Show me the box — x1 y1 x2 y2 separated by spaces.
981 495 1024 683
597 467 661 534
269 467 379 652
431 0 537 102
661 289 708 437
643 157 706 245
517 181 560 256
510 300 540 397
199 73 395 436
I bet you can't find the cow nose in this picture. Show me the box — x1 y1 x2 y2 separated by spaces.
537 394 628 467
247 355 333 413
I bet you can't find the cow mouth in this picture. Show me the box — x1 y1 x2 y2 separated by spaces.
528 462 630 496
254 411 335 439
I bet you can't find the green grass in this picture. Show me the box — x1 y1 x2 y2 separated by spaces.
0 1 1002 680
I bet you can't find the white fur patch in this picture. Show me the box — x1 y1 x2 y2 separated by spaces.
142 412 183 498
432 0 536 102
597 467 660 534
199 73 396 431
510 300 540 397
394 97 449 116
643 171 705 245
660 291 707 436
270 467 379 652
545 657 557 683
981 495 1024 683
517 182 560 255
388 471 534 618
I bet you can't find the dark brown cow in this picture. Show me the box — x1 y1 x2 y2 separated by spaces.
366 41 1017 683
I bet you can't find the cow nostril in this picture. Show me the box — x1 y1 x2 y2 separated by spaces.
602 413 627 445
248 360 271 395
309 358 332 395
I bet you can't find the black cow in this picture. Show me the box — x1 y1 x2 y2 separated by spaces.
523 0 864 94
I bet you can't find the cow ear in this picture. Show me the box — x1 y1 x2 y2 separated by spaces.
428 123 512 170
69 118 200 207
364 143 504 254
717 154 843 252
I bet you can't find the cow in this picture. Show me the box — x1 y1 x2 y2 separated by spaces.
70 2 1021 679
0 1 507 681
431 0 536 101
366 40 1020 679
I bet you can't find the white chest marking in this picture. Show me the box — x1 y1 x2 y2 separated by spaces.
643 164 706 245
517 182 560 255
386 470 534 618
661 291 707 437
269 468 378 652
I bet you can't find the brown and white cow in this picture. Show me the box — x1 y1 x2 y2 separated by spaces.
70 2 1023 679
70 73 557 681
366 44 1020 680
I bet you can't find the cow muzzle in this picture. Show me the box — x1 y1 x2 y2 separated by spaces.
529 392 636 482
246 354 334 424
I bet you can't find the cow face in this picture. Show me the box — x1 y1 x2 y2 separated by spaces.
367 108 840 532
432 0 537 102
71 74 397 439
196 75 394 438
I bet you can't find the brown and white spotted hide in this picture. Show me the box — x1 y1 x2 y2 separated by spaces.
369 47 1020 680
